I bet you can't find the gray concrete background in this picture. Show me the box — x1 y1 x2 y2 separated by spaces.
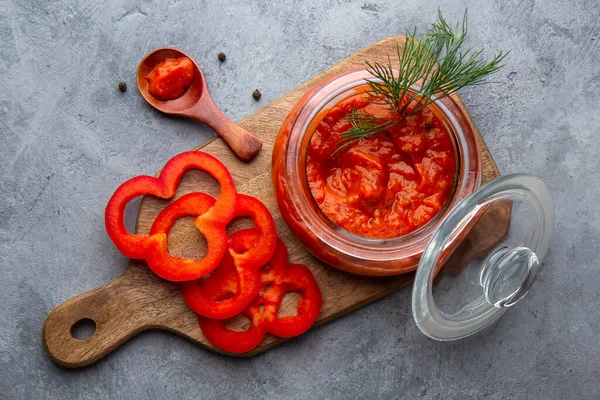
1 0 599 398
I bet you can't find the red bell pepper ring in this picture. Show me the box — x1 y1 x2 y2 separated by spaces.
200 297 268 354
148 192 228 281
199 239 322 353
181 229 261 320
263 264 322 338
180 195 278 319
105 151 237 281
228 194 278 268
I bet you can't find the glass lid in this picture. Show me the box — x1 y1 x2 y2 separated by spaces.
412 173 555 340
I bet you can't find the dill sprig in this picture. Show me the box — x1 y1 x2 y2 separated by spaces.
335 108 399 154
334 9 507 154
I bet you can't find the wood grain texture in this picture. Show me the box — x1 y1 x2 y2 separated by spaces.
42 36 505 368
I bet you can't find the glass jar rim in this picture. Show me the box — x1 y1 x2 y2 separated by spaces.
276 68 482 275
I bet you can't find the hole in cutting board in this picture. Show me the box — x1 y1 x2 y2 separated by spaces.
225 314 251 332
71 318 96 340
278 292 300 317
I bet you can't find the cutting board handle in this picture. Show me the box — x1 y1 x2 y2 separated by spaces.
42 261 179 368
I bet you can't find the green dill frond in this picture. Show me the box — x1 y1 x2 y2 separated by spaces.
335 8 508 152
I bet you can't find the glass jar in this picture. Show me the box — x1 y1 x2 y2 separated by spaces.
272 69 482 276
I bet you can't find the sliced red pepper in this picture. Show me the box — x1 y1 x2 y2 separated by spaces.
199 296 267 354
180 195 277 319
262 263 322 338
181 229 261 320
228 194 278 268
148 192 228 282
199 239 323 353
104 151 237 281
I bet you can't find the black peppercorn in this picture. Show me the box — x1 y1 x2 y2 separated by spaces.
217 52 226 62
118 82 127 92
252 89 261 100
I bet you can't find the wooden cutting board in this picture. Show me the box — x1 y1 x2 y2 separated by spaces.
42 36 505 368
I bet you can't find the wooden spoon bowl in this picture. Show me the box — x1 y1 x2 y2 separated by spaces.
137 48 262 161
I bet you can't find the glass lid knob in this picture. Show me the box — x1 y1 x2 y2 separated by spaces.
412 173 555 341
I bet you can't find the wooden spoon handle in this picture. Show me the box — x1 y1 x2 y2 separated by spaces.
191 96 262 162
42 262 181 368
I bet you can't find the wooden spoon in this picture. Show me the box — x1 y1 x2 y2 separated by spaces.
137 48 262 162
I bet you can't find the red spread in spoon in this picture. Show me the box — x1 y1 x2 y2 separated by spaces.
146 57 194 101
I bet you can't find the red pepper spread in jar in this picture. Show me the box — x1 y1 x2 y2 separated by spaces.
306 93 456 239
146 57 194 101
